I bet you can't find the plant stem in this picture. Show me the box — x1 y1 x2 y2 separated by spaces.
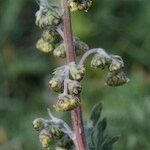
62 0 88 149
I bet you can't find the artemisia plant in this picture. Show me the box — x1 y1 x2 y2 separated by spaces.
32 0 129 149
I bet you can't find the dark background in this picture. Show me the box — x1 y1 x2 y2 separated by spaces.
0 0 150 149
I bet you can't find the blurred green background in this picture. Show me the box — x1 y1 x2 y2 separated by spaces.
0 0 150 149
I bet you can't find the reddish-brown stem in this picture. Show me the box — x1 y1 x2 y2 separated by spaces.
62 0 88 150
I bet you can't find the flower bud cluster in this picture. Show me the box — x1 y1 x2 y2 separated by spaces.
36 10 62 53
33 118 63 148
35 2 89 57
68 0 92 12
35 3 63 54
53 37 89 58
89 49 129 86
49 62 85 111
32 110 76 149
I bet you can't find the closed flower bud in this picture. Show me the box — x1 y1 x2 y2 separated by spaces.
69 0 92 12
51 127 64 139
39 129 54 148
49 66 66 92
91 54 110 69
36 9 61 29
53 42 66 58
42 29 58 43
105 71 129 86
68 80 82 95
69 62 85 81
36 38 54 53
69 2 79 12
109 55 124 72
53 94 81 111
49 76 64 92
33 118 45 131
77 1 92 12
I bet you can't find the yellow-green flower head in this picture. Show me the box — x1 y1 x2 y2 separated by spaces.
36 9 61 29
106 71 129 86
36 38 54 53
69 2 79 12
69 62 85 81
69 0 92 12
109 55 124 72
51 127 64 139
91 54 110 69
32 118 45 131
49 76 64 93
53 94 81 112
39 129 54 148
42 30 57 43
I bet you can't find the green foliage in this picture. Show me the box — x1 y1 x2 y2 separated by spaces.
88 102 119 150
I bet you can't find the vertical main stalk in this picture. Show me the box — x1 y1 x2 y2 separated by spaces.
62 0 88 150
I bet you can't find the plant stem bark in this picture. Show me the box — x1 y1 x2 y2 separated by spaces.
62 0 88 149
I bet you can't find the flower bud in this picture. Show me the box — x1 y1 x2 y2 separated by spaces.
33 118 45 131
69 0 92 12
105 71 129 86
36 38 54 53
53 42 66 58
91 54 110 69
42 29 58 43
36 9 61 29
49 76 64 92
39 129 54 148
69 62 85 81
53 94 81 111
49 66 66 92
69 2 79 12
68 80 82 95
77 1 92 11
109 55 124 72
51 127 64 139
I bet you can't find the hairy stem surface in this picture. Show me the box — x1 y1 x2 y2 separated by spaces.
62 0 88 149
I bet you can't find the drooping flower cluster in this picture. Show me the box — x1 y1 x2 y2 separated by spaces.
33 109 75 148
89 49 129 86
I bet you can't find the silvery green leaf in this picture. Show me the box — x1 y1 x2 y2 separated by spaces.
89 101 103 127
